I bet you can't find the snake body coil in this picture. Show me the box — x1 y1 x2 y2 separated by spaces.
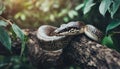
37 21 104 51
37 25 71 51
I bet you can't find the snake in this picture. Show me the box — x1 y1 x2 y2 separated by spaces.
36 25 72 51
37 21 104 51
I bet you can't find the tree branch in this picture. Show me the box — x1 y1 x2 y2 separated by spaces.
27 30 120 69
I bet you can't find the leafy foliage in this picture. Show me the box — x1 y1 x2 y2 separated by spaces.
12 24 24 41
0 27 11 51
0 17 26 55
0 1 5 15
99 0 120 18
0 20 8 27
0 55 34 69
2 0 81 27
99 0 112 16
102 35 114 48
83 0 95 14
108 0 120 18
106 20 120 33
0 19 26 68
12 24 25 56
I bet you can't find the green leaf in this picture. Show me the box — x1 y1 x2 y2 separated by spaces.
58 9 68 17
14 13 21 19
109 0 120 18
0 2 5 15
69 66 74 69
68 11 74 19
71 10 78 16
75 4 84 11
83 0 95 14
12 24 24 41
0 20 8 27
15 13 26 21
106 20 120 33
102 35 115 49
50 14 55 21
0 27 11 51
0 11 2 15
20 14 26 21
63 17 69 22
68 10 78 18
21 41 26 56
99 0 112 16
12 24 25 56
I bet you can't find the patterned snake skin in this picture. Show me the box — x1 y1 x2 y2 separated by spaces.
37 21 104 51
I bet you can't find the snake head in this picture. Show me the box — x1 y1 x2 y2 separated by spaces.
84 25 104 42
54 21 85 36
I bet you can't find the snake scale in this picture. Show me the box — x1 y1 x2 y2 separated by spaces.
37 21 104 51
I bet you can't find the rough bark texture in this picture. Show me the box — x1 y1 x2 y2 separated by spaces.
27 30 120 69
63 35 120 69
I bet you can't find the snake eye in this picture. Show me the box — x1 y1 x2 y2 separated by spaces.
69 28 75 33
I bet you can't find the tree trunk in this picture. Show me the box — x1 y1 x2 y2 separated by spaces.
22 30 120 69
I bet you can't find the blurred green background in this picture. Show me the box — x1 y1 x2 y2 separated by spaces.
0 0 120 69
1 0 82 28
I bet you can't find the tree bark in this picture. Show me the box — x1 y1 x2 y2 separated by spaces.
63 35 120 69
22 30 120 69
